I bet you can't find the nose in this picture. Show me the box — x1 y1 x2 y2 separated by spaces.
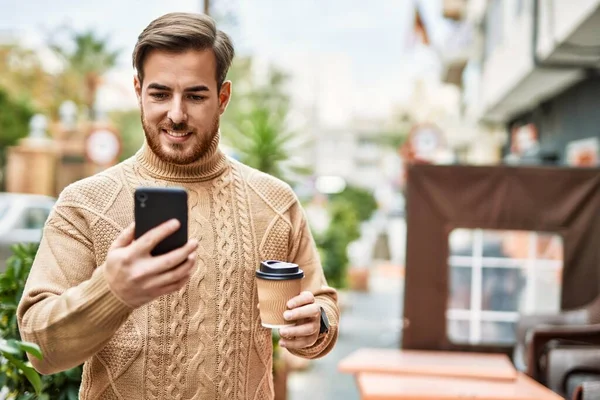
167 98 187 125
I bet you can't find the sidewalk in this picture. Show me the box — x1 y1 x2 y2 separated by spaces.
288 263 404 400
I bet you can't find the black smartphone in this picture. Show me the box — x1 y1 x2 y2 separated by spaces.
134 187 188 256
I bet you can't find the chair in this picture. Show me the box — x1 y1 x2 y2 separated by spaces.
514 295 600 372
572 380 600 400
525 323 600 398
545 344 600 398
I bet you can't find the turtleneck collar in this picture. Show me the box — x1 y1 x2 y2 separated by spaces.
135 131 229 182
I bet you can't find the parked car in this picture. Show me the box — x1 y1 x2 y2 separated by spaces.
0 193 55 271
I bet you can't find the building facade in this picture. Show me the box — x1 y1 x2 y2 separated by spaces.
443 0 600 166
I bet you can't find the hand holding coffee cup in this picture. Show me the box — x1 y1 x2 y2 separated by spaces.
278 291 322 350
255 260 304 328
255 261 322 349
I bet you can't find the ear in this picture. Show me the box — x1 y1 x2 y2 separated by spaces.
134 75 142 105
218 81 232 115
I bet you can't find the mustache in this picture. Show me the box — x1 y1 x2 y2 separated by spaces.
160 122 191 132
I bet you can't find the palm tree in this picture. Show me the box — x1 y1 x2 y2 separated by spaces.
50 30 120 121
221 59 311 183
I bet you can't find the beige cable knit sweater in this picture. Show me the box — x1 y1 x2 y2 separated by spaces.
17 135 339 400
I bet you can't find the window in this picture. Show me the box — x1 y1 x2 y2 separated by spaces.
447 229 563 345
18 207 51 230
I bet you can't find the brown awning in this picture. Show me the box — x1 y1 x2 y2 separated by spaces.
402 164 600 352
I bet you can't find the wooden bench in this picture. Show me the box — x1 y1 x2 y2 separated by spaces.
339 348 562 400
339 348 518 381
355 372 563 400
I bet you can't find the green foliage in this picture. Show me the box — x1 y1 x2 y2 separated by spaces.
108 109 144 161
271 330 285 373
0 244 37 340
315 186 377 289
0 338 44 398
49 29 120 120
315 201 361 289
221 58 311 184
0 244 82 399
0 29 120 122
0 86 36 190
330 185 378 223
373 130 409 150
0 45 52 117
51 31 120 77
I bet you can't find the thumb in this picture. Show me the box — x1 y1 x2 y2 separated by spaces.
110 223 135 250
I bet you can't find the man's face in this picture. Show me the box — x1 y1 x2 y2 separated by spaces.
134 49 231 165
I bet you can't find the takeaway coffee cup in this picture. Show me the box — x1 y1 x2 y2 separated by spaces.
255 260 304 328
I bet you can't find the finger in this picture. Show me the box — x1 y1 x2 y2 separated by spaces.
110 223 135 250
146 255 195 289
283 303 320 322
279 335 315 350
287 291 315 309
279 319 319 339
150 239 198 274
134 219 181 254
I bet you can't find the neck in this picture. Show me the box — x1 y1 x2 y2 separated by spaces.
135 132 228 182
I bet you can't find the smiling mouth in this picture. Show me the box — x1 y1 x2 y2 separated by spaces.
163 129 192 138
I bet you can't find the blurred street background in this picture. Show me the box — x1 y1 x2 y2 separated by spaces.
1 0 600 399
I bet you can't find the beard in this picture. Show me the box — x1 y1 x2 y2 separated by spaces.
141 108 220 165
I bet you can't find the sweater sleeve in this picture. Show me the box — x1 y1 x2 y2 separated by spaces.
17 206 133 375
286 204 340 360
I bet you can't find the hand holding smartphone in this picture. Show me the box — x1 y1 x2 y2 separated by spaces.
102 187 196 309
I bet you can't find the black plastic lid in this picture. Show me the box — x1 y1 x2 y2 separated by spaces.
255 260 304 280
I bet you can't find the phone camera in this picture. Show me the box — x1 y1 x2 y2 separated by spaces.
137 192 148 208
136 192 148 202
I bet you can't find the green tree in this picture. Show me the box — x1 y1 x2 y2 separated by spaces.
221 58 311 184
0 87 35 190
315 201 361 289
312 186 378 288
50 30 120 121
330 185 378 223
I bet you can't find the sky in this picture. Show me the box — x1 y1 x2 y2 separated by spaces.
0 0 451 126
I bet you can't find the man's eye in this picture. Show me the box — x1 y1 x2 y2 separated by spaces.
188 95 206 101
150 93 168 100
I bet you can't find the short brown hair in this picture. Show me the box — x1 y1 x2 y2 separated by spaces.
133 12 235 88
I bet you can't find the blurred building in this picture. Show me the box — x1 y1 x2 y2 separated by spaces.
442 0 600 166
308 119 399 193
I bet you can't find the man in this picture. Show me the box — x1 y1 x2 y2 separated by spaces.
17 12 339 400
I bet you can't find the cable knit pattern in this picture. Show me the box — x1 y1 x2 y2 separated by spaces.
165 238 190 398
145 295 166 399
231 163 256 400
185 186 217 399
165 267 189 396
212 168 240 399
16 138 339 400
